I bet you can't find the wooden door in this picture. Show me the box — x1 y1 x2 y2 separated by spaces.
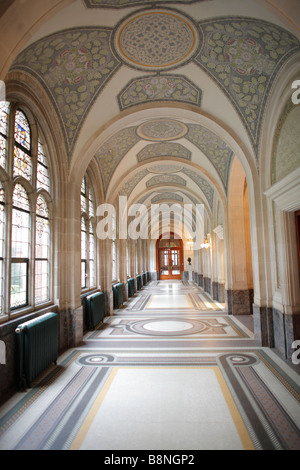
157 235 183 280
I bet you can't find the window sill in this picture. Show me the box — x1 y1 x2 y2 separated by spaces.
0 302 58 326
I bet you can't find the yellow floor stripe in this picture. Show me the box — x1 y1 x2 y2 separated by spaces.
214 368 254 450
69 368 118 450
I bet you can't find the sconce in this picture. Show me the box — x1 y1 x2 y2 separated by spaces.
186 238 194 248
201 235 210 249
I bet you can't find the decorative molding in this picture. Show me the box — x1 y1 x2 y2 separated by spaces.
264 167 300 212
213 224 224 239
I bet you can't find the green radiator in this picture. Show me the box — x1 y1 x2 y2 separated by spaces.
136 275 142 290
128 278 135 297
85 292 105 330
113 283 123 309
15 313 58 389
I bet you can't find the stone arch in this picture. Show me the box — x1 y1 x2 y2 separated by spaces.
227 156 254 315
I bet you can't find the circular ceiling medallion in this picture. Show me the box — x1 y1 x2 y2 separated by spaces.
114 9 199 71
137 119 188 141
148 164 183 174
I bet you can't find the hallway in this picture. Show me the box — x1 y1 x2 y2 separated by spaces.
0 280 299 451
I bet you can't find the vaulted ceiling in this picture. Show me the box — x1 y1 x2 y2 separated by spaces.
3 0 300 212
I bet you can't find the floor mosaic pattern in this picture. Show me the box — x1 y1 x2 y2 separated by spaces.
0 281 299 451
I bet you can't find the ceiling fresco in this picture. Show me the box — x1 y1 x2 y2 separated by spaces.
146 173 187 188
11 27 121 156
118 164 214 211
194 17 300 155
117 74 202 111
8 2 300 212
151 193 184 203
95 119 232 196
10 8 300 161
137 143 192 162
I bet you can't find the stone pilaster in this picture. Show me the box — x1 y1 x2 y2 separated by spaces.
226 289 254 315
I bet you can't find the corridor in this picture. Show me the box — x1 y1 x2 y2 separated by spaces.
0 280 299 451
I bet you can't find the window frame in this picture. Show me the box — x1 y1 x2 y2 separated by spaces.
80 176 97 292
0 101 53 322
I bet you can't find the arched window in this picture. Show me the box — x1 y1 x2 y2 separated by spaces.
11 184 30 309
13 110 32 181
0 102 10 170
81 176 96 290
0 103 52 321
35 194 50 303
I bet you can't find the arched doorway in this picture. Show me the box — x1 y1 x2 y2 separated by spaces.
156 233 183 280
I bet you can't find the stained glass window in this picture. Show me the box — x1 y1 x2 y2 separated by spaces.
11 184 30 257
0 102 9 169
37 140 50 193
35 195 50 303
14 110 32 181
11 184 30 309
14 110 30 150
0 103 53 317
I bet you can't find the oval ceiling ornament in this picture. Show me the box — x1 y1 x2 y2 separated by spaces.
137 119 188 141
114 9 200 71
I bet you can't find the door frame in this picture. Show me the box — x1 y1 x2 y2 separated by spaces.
156 233 183 280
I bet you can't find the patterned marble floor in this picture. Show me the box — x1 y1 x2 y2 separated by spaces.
0 280 299 451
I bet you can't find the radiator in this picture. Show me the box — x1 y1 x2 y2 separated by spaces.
128 278 135 297
136 275 142 290
85 292 105 330
113 283 123 309
15 312 58 389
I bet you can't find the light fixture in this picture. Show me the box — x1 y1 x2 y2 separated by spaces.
201 235 210 249
186 238 194 247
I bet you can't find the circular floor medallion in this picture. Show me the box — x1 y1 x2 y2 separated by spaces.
114 9 199 71
127 318 206 336
143 320 193 332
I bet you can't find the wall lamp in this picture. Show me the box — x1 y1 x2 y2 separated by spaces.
201 235 210 249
